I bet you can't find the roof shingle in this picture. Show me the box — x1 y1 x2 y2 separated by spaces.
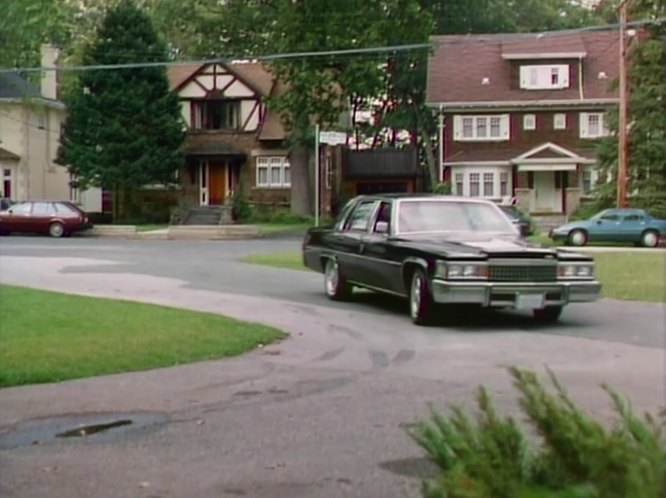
427 31 620 106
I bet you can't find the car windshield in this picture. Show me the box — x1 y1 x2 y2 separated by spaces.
396 200 517 235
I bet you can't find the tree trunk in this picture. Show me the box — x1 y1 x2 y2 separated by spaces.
421 130 439 191
290 142 313 216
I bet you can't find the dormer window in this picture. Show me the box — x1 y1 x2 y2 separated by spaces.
192 100 240 130
519 64 570 90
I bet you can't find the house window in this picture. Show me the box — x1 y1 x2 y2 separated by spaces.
2 168 12 198
580 112 609 138
454 115 509 141
469 173 480 197
455 173 464 196
192 100 240 130
256 156 290 188
519 65 570 90
462 117 473 138
476 118 488 138
69 172 80 203
582 171 592 195
523 114 536 131
483 173 494 196
554 113 567 130
500 172 509 197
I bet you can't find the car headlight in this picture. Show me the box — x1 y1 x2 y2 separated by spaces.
558 263 595 279
435 261 488 280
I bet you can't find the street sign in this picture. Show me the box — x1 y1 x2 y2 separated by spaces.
319 131 347 146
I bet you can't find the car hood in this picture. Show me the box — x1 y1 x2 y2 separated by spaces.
391 233 571 259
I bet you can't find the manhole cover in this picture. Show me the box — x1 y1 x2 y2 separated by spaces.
0 412 167 450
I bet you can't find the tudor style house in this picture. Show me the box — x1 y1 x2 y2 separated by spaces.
167 62 290 222
426 31 620 227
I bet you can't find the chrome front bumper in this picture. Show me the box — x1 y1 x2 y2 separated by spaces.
431 279 601 308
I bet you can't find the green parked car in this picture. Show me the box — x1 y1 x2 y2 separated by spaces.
549 208 666 247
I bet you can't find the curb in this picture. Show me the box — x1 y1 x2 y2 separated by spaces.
80 225 262 241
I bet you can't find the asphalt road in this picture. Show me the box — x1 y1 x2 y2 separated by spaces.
0 235 664 498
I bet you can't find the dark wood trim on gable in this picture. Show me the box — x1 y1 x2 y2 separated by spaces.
242 100 262 131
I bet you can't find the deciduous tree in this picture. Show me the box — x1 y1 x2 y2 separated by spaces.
595 0 666 216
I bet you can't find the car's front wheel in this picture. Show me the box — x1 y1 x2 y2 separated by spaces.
49 222 65 238
640 230 659 248
323 258 352 301
409 268 434 326
567 229 587 246
533 306 563 323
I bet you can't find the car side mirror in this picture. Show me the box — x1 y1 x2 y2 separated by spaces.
596 220 602 224
375 221 389 234
7 209 12 214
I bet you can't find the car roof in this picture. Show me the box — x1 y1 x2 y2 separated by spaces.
353 193 495 204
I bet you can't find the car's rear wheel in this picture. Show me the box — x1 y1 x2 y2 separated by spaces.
409 268 434 326
323 258 352 301
567 229 587 246
533 306 563 323
49 222 65 238
640 230 659 248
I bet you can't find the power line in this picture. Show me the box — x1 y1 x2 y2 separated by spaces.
1 17 664 75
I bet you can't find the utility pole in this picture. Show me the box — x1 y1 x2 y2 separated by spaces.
616 0 630 208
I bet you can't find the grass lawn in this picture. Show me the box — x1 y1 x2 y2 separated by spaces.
256 222 312 235
0 285 287 388
241 251 665 303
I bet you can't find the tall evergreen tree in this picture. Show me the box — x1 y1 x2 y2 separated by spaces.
56 0 186 220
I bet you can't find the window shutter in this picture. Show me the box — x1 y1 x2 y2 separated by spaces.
453 115 462 141
519 66 529 89
501 114 510 139
579 113 589 138
560 66 570 88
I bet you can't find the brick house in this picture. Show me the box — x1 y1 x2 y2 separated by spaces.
426 31 620 225
167 62 291 219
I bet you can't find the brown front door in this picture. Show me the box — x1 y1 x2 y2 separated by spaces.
208 163 226 205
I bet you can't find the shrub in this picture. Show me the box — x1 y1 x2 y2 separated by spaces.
410 367 665 498
434 182 452 195
231 181 253 223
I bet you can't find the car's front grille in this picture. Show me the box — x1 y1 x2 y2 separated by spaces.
488 264 558 282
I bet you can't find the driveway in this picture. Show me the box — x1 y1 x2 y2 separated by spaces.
0 237 664 498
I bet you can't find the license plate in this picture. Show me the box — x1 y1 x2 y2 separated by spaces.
515 293 545 310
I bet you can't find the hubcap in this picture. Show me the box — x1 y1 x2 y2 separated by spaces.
644 232 658 247
325 260 339 295
571 231 585 246
410 275 422 318
51 224 63 237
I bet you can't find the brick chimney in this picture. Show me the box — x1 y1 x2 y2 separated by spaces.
40 44 60 100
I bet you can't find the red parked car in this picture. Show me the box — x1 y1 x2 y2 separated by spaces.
0 201 93 238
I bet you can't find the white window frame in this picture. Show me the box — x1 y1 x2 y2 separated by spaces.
580 112 609 139
69 172 80 204
454 173 464 196
523 114 536 131
451 167 512 199
453 114 510 142
553 113 567 130
580 167 608 196
519 64 570 90
2 167 13 199
256 156 291 188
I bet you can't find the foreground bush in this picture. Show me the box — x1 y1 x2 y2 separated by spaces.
410 367 665 498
